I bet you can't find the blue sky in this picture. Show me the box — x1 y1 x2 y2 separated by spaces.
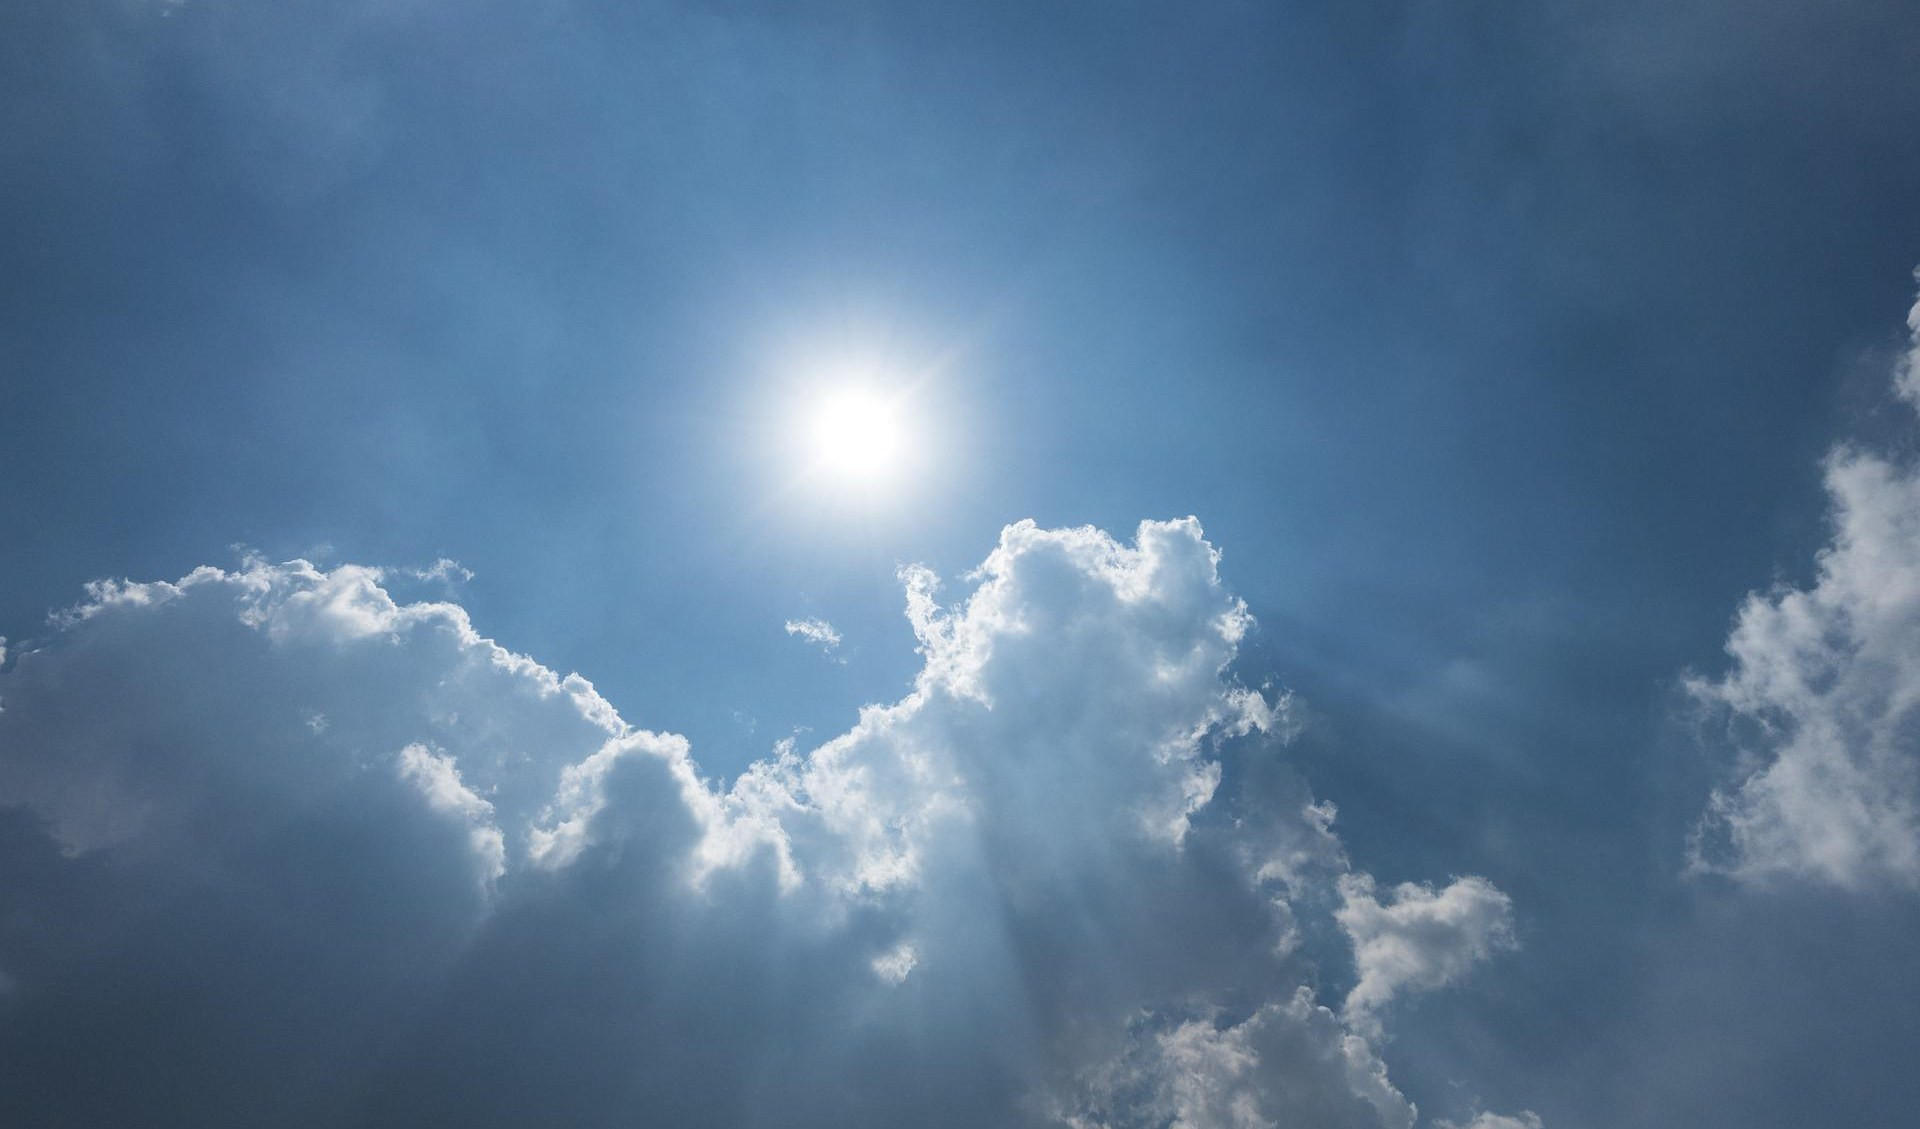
5 2 1920 1127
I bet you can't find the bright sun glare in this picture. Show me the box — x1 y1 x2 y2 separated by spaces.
808 388 906 483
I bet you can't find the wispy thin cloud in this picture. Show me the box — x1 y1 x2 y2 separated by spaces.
784 616 843 659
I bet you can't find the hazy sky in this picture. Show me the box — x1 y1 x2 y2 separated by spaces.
5 3 1920 1127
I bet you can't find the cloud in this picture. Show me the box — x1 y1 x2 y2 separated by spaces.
1899 271 1920 407
1055 990 1415 1129
410 557 475 584
0 518 1519 1127
1688 284 1920 890
1437 1114 1545 1129
784 615 843 657
396 742 506 884
1336 873 1516 1038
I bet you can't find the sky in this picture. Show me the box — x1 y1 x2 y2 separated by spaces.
4 2 1920 1126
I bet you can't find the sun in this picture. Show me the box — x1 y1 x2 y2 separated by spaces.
807 387 908 483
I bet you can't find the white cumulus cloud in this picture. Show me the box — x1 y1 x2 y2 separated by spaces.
1689 282 1920 890
1336 873 1517 1038
0 518 1520 1127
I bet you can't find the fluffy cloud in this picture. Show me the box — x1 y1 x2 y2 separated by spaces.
1055 990 1414 1129
1689 286 1920 889
0 520 1520 1127
1337 874 1516 1038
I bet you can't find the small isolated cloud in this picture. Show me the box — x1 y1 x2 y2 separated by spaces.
869 941 917 985
1689 280 1920 890
410 557 475 584
784 615 843 658
0 519 1517 1126
1337 873 1517 1038
1438 1113 1546 1129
